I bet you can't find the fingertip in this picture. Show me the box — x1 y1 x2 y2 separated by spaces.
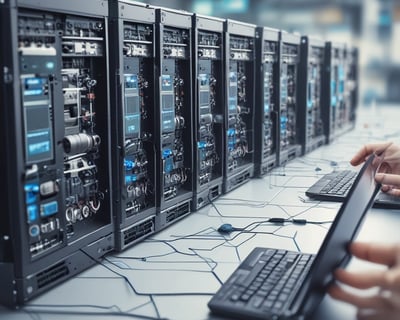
350 158 359 166
349 241 366 253
333 268 347 281
327 283 340 298
375 173 385 183
327 283 348 302
381 185 390 192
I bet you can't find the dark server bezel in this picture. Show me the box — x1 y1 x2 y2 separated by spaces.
254 26 279 176
0 0 114 307
192 13 225 209
223 19 256 193
154 8 194 227
322 41 347 144
278 31 303 165
346 45 359 127
298 35 326 155
108 1 157 251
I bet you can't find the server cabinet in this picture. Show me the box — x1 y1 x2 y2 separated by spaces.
346 46 359 129
322 41 348 143
278 31 303 165
154 8 194 230
192 14 224 209
109 1 157 251
298 36 326 155
223 20 256 193
254 27 278 176
0 0 113 306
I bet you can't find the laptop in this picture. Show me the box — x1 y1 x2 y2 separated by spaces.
305 169 400 209
208 153 383 320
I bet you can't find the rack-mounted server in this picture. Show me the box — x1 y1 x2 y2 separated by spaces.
345 45 359 129
192 14 225 209
108 1 157 251
0 0 114 306
322 41 348 143
298 36 326 155
254 27 278 176
154 8 194 230
223 19 256 193
278 31 303 165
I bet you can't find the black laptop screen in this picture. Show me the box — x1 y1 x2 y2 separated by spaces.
305 153 382 299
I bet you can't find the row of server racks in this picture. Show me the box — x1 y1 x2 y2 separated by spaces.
0 0 359 306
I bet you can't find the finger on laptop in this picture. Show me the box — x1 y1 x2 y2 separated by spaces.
385 188 400 197
349 242 399 267
375 173 400 188
334 268 400 292
350 142 392 166
328 284 392 309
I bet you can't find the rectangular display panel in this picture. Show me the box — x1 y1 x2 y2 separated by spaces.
228 71 237 115
199 74 210 115
124 74 141 137
161 74 175 133
22 76 54 164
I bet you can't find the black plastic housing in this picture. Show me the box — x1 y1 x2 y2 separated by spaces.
254 27 279 176
192 14 225 209
298 36 326 155
154 8 194 231
108 1 157 251
223 19 256 193
0 0 114 306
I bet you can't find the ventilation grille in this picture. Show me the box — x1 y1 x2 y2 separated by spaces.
123 216 155 246
36 261 69 289
166 201 190 223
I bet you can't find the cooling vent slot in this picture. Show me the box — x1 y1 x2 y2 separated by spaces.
123 216 155 245
36 261 69 289
166 201 190 223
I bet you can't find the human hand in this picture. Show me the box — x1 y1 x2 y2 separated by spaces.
329 242 400 320
350 142 400 196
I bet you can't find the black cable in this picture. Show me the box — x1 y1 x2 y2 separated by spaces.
267 217 333 225
94 249 216 297
79 249 166 319
208 193 224 217
215 217 333 235
22 307 167 320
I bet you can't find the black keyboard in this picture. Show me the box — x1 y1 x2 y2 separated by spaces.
208 248 315 319
318 170 357 196
306 169 400 208
305 170 358 202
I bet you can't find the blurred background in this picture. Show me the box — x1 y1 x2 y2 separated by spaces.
134 0 400 107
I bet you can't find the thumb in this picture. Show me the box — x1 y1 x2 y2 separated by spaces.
375 173 400 188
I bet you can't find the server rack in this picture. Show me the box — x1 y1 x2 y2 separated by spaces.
322 41 348 143
254 27 278 176
0 0 114 306
223 19 256 193
108 1 157 251
346 45 359 128
278 31 303 165
154 8 194 231
298 36 326 155
192 14 224 209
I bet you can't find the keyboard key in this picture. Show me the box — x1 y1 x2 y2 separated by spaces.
251 295 264 308
212 249 315 317
278 293 288 301
240 293 251 302
230 293 240 302
274 301 283 310
263 300 274 309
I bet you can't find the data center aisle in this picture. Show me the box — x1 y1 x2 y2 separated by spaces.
1 104 400 320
